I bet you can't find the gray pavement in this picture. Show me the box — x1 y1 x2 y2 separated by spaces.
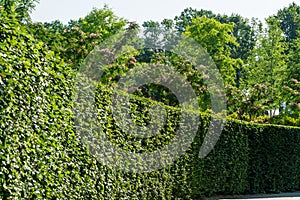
215 192 300 200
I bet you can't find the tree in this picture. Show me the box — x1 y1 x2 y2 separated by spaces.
270 2 300 124
69 6 127 40
174 7 216 32
29 6 127 68
174 8 257 61
174 9 259 88
184 16 242 87
283 37 300 114
275 2 300 43
0 0 39 22
217 15 260 88
244 17 288 117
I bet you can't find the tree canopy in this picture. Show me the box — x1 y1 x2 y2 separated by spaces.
1 2 300 126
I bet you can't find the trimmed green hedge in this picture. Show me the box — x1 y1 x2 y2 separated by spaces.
0 10 100 199
90 86 299 198
1 10 299 199
247 124 300 193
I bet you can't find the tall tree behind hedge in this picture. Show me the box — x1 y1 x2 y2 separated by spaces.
282 37 300 115
245 17 288 117
184 16 242 87
275 2 300 43
274 3 300 119
0 0 39 22
174 8 257 62
68 6 127 39
174 8 258 89
29 6 127 68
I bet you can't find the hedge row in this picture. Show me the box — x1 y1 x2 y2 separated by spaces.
191 119 300 197
1 10 300 199
0 10 100 199
247 124 300 193
95 87 300 199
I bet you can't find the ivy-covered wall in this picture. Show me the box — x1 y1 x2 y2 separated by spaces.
0 10 99 199
1 10 299 199
96 87 300 199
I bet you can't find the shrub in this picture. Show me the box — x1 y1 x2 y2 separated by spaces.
1 9 299 198
0 9 99 199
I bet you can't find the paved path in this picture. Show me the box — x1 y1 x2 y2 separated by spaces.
216 192 300 200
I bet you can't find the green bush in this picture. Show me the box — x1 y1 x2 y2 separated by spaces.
95 86 299 198
1 9 299 199
247 124 300 193
0 9 100 199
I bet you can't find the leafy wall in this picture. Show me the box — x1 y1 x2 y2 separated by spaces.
1 9 299 199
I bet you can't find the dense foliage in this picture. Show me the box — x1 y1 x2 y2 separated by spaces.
0 8 99 198
0 0 299 199
128 6 300 126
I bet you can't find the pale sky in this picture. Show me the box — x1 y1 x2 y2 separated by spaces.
31 0 299 24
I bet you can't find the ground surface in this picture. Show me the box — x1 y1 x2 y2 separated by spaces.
209 191 300 200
